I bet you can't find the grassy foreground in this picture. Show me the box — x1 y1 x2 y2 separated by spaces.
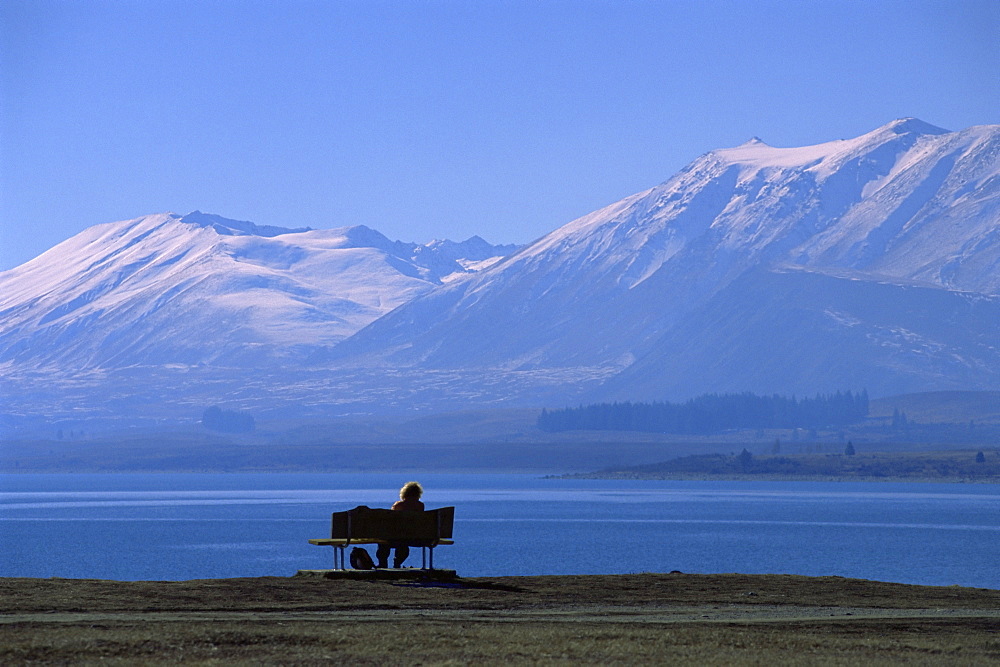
3 572 999 665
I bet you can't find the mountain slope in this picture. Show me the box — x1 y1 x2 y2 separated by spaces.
0 212 516 369
334 119 1000 383
598 267 1000 401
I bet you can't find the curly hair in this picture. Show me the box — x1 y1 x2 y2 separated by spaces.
399 481 423 500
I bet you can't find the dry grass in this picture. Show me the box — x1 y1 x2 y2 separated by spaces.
3 573 999 665
6 618 999 665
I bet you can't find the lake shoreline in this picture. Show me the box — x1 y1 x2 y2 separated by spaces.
557 448 1000 484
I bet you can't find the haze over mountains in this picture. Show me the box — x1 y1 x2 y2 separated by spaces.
2 119 998 433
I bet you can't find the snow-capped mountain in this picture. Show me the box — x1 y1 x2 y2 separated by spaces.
334 118 1000 396
0 211 517 369
2 118 998 429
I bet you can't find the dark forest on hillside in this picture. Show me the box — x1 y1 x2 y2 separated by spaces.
538 391 870 434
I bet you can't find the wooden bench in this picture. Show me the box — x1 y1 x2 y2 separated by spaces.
309 506 455 570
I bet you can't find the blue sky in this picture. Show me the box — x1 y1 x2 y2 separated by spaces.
2 0 997 270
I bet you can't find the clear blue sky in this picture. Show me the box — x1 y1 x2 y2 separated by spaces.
2 0 997 270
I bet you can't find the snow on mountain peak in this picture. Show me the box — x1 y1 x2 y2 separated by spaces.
0 211 524 372
506 120 971 290
710 118 952 173
880 117 949 137
424 235 519 262
180 211 311 237
332 119 1000 382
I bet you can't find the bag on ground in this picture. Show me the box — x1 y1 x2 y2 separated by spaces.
350 547 375 570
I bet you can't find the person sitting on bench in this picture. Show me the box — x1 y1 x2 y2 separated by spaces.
376 481 425 568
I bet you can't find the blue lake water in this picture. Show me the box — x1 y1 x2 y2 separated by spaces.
1 473 998 589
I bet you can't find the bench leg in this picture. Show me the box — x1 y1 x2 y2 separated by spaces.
414 546 436 570
332 546 346 570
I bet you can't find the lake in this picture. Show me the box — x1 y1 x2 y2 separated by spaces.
1 473 998 589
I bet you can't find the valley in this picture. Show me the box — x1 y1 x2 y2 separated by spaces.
2 390 998 475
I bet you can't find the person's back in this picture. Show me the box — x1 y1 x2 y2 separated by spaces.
377 481 425 568
392 496 424 512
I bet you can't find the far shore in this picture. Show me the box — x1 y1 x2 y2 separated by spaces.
556 472 1000 483
559 449 1000 484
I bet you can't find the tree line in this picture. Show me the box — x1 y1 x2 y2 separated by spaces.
537 390 869 434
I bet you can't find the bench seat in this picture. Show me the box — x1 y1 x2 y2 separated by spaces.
308 538 455 547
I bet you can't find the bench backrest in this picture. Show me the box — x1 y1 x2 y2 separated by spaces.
331 506 455 542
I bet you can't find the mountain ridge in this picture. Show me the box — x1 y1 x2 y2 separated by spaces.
1 118 998 429
332 119 1000 377
0 212 518 369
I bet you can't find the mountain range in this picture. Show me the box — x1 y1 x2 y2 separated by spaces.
0 210 517 369
1 118 998 432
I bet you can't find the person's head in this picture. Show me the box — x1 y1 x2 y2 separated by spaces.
399 481 423 501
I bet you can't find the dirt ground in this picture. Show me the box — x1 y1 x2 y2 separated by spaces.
2 572 999 665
